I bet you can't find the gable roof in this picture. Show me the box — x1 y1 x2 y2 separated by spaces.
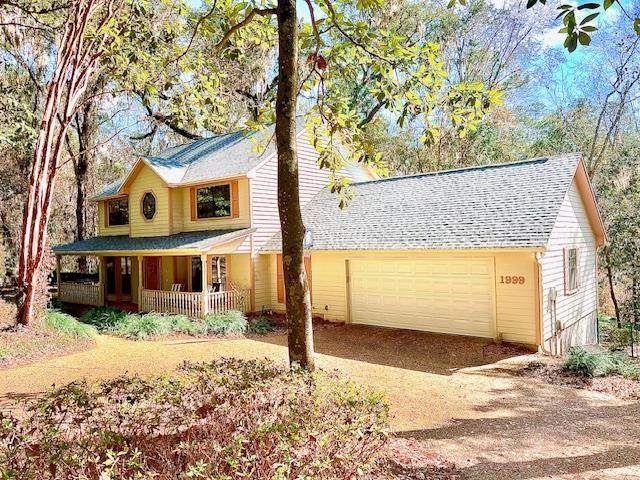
91 124 281 201
263 154 605 252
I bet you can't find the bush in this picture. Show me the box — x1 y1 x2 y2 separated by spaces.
250 315 275 334
82 306 128 331
204 310 247 336
0 358 389 479
113 313 176 340
46 310 96 338
564 347 640 379
564 347 600 377
599 317 631 350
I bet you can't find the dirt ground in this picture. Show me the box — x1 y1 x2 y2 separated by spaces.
1 324 639 480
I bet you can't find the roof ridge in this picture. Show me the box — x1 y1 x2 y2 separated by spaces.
352 153 582 186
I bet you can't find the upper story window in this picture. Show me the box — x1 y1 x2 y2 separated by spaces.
564 247 580 294
107 198 129 226
196 184 231 219
142 192 157 220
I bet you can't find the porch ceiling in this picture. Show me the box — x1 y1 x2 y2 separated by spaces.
53 228 255 255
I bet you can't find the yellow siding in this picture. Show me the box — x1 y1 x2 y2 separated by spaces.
97 202 129 237
180 178 251 232
227 253 251 290
128 165 171 237
264 249 538 345
253 254 271 312
171 188 185 233
494 252 537 344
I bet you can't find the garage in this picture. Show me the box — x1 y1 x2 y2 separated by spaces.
348 258 496 338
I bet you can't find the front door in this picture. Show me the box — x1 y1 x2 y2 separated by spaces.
144 257 161 290
105 256 132 301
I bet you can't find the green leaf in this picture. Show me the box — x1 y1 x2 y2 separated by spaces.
603 0 614 9
581 25 598 32
635 18 640 35
526 0 537 8
578 32 591 45
581 12 600 24
577 3 600 9
564 33 578 52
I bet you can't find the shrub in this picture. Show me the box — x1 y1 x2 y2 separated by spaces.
170 314 207 336
113 313 176 340
82 306 128 331
45 310 96 338
565 347 600 377
564 347 640 379
204 310 247 336
599 318 630 350
0 358 389 479
250 315 275 334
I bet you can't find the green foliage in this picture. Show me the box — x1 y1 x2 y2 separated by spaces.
599 317 631 350
250 315 275 334
0 358 389 478
82 306 128 331
82 307 247 339
564 347 640 379
564 347 600 377
203 310 247 336
112 313 177 340
45 310 96 339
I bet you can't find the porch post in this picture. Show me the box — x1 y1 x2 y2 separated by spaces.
55 254 61 299
137 256 143 307
201 254 208 318
98 257 106 306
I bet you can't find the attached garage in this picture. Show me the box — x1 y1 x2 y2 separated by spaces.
348 258 495 338
263 154 607 352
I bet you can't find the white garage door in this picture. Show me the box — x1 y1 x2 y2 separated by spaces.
349 257 495 338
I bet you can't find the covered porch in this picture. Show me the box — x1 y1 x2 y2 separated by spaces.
53 229 254 318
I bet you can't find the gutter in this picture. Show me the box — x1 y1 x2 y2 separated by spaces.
535 252 552 355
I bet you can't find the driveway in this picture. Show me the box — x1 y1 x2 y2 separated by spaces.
1 324 639 479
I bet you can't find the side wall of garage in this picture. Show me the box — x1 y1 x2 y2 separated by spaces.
263 250 539 345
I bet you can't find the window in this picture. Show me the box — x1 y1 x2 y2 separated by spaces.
142 192 156 220
196 184 231 218
107 198 128 226
564 247 580 294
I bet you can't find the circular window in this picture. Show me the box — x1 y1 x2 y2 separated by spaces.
142 192 156 220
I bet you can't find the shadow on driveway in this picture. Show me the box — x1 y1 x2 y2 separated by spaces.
252 324 531 375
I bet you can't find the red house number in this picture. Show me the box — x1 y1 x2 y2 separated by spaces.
500 275 525 285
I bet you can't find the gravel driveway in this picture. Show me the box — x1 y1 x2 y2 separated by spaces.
1 324 639 479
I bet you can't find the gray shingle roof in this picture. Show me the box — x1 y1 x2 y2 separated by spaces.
54 229 254 254
263 155 583 252
92 123 286 200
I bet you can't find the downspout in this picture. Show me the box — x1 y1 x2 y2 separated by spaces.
535 252 553 355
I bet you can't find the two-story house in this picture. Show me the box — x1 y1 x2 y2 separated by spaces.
54 124 374 319
55 124 607 354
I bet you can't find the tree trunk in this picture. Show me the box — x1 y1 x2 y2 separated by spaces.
72 79 102 273
275 0 314 370
605 247 622 327
16 0 108 325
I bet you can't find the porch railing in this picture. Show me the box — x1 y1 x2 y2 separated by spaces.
141 289 203 318
59 281 103 306
140 288 250 318
208 289 248 315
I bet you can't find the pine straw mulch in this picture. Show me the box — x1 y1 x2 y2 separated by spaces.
515 359 640 401
0 323 95 369
369 437 464 480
